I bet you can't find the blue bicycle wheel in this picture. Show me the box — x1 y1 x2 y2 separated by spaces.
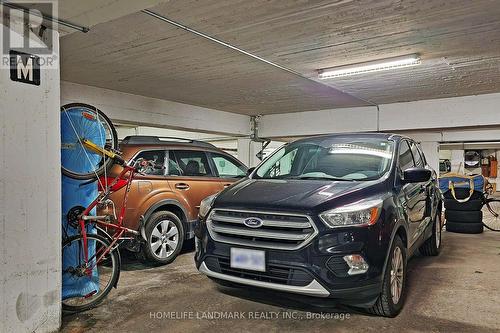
61 103 117 180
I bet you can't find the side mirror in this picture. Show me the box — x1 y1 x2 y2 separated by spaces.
246 167 255 176
403 167 431 183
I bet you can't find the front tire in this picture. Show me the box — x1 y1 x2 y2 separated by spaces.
62 234 119 313
420 213 442 256
368 236 407 317
140 211 184 265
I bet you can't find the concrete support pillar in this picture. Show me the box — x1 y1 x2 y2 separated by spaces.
450 149 465 173
420 141 440 173
237 138 263 167
0 21 61 333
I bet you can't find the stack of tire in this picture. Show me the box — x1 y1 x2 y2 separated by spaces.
444 188 484 234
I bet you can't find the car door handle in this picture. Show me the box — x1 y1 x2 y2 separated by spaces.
223 183 231 188
175 183 190 190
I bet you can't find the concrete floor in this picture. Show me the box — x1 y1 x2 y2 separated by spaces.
62 230 500 333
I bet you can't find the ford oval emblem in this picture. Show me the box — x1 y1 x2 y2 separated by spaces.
243 217 264 228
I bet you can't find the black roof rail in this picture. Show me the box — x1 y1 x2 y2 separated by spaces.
121 135 216 148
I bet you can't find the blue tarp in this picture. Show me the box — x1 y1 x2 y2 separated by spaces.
61 106 105 299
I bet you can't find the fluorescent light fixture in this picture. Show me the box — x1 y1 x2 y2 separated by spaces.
328 148 392 159
318 54 421 79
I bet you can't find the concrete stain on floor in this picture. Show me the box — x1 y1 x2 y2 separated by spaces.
62 231 500 333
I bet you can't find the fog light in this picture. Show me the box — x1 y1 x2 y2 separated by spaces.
343 255 369 275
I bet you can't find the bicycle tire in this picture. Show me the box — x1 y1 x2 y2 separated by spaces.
61 103 118 180
62 233 119 312
483 199 500 232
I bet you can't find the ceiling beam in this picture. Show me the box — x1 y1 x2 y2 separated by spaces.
61 82 250 136
259 92 500 138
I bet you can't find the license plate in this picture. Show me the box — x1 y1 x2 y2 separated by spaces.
230 248 266 272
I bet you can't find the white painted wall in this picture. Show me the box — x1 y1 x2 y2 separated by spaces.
237 138 263 167
379 93 500 131
449 150 466 173
115 125 243 156
0 27 61 333
258 93 500 173
259 106 378 138
118 125 238 142
260 92 500 139
419 141 439 173
61 82 250 136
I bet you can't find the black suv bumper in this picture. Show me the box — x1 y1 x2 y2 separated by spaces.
194 216 391 307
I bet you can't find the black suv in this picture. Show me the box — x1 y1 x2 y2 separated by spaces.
195 133 442 317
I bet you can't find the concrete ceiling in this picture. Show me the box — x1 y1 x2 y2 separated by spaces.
42 0 170 35
61 0 500 115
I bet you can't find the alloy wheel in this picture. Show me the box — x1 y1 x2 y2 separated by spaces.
390 246 404 304
149 220 179 259
435 216 441 248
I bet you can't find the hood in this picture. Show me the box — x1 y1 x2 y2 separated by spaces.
214 178 387 213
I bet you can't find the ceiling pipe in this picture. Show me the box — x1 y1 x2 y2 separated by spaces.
1 2 89 33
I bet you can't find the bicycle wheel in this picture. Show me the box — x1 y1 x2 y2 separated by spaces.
483 199 500 232
62 234 119 312
61 103 118 180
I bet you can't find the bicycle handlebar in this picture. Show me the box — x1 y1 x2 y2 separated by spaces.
132 158 164 174
81 138 125 166
80 137 162 174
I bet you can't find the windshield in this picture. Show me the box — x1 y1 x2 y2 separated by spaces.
254 138 394 181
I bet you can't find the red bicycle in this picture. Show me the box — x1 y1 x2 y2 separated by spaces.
61 138 158 312
60 104 157 312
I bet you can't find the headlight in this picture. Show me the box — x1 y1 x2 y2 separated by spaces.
319 198 383 228
199 193 218 219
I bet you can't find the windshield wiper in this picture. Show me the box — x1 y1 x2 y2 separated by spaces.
296 176 353 181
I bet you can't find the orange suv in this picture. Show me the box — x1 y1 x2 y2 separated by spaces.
102 136 247 265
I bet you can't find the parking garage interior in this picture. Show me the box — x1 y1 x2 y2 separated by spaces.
1 1 500 332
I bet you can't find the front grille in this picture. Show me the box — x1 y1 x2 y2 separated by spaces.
205 256 314 286
207 209 318 250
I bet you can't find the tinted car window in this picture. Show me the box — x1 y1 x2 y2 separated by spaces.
399 141 414 172
256 138 393 181
210 153 246 178
132 150 166 176
416 144 426 165
410 142 424 167
171 150 213 177
166 152 183 176
261 147 299 178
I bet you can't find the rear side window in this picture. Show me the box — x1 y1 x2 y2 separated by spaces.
166 152 183 176
210 153 247 178
410 142 425 168
398 141 414 172
170 150 213 177
132 150 166 176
